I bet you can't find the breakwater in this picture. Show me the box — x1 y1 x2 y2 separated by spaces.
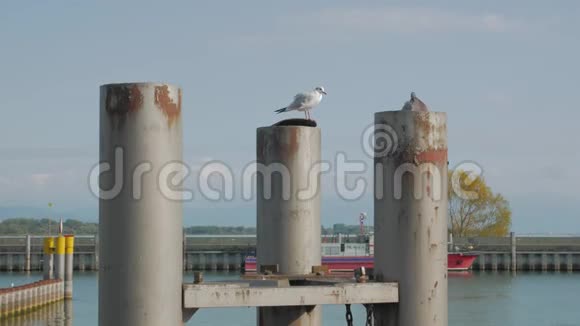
0 279 64 319
0 234 579 271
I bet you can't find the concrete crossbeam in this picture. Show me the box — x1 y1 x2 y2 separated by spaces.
183 282 398 308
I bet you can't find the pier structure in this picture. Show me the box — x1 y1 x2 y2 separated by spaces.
182 112 452 326
182 119 400 326
96 83 412 326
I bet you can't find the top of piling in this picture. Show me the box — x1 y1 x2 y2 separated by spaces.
272 119 317 128
100 81 181 88
100 82 182 129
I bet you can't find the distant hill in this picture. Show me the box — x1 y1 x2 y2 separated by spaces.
0 218 369 236
0 218 98 235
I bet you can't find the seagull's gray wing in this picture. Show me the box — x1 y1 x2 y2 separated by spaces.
288 92 310 110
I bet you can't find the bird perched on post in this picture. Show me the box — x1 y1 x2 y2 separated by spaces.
275 86 327 120
402 92 429 112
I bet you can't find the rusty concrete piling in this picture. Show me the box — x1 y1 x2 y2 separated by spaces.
256 123 322 325
99 83 183 326
373 111 448 326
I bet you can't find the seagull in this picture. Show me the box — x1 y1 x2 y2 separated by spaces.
402 92 429 112
275 86 327 120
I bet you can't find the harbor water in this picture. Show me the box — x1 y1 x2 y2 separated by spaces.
0 271 578 325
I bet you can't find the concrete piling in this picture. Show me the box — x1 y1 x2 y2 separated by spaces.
448 233 453 252
94 233 99 271
54 236 65 284
25 235 31 272
5 255 11 272
374 111 448 326
99 83 183 326
256 123 322 326
480 254 486 271
510 232 517 271
64 235 74 299
541 253 548 271
43 238 54 280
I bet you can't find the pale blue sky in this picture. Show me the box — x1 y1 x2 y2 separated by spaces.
0 1 578 233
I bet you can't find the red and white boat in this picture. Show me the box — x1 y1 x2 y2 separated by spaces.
447 253 478 271
243 253 477 273
242 234 477 273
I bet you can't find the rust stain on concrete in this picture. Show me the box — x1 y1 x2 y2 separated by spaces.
426 169 432 198
105 84 143 115
415 149 448 164
154 85 182 127
257 129 268 163
281 127 300 160
104 84 143 130
257 127 302 167
267 127 301 162
289 127 300 158
414 112 433 137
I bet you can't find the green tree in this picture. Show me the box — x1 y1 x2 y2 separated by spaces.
448 170 511 237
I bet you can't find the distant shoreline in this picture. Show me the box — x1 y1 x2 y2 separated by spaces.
0 218 371 236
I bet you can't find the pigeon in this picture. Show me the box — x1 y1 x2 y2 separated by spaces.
275 86 327 120
402 92 429 112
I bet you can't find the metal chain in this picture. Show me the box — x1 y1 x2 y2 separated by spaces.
365 304 374 326
345 304 354 326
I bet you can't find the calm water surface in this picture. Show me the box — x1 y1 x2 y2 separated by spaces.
1 271 579 325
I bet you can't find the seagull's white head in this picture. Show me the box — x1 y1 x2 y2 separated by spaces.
315 86 327 95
